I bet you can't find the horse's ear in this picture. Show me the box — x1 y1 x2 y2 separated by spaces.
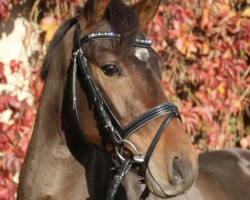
133 0 161 31
82 0 112 25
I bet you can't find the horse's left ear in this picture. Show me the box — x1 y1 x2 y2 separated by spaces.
133 0 161 31
82 0 112 26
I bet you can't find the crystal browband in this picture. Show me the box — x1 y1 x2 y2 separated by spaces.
79 31 152 48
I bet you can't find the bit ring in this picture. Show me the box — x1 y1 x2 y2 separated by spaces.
115 139 144 163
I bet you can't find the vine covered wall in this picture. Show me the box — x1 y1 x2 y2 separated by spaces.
149 0 249 151
0 0 249 199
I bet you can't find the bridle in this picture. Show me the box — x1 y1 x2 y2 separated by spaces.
70 23 181 200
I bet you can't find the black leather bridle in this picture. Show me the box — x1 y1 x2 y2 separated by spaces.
70 24 181 200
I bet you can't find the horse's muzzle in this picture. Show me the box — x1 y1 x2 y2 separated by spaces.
145 155 198 198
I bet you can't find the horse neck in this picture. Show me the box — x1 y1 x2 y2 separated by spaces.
18 26 107 199
32 32 73 147
30 26 99 161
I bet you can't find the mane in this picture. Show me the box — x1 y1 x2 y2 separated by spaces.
40 17 78 80
40 1 139 80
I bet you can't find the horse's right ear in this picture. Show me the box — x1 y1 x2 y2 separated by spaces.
81 0 112 26
133 0 161 31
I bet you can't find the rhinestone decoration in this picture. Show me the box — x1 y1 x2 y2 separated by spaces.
87 32 120 38
80 31 152 47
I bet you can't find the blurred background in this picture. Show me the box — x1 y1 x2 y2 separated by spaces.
0 0 249 199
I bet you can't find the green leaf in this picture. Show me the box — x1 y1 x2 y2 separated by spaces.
240 50 245 57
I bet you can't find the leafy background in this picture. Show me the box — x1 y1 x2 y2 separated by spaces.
0 0 249 199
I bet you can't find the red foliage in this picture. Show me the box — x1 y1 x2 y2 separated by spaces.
10 60 22 74
0 1 249 199
0 0 8 21
149 0 250 151
0 96 21 113
0 58 41 198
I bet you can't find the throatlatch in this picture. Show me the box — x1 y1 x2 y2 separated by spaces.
70 23 181 200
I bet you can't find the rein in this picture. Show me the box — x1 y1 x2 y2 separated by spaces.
70 23 181 200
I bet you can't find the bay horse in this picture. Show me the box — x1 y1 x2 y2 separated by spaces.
17 0 250 200
17 0 198 199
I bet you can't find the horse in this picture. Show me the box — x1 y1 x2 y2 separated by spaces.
17 0 250 199
17 0 198 199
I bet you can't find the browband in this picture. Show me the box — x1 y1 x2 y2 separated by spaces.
79 31 152 48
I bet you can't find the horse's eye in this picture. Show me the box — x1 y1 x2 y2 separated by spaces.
101 65 119 77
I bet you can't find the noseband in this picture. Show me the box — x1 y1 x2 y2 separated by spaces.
70 24 181 200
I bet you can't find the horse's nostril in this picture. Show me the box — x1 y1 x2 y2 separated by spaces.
169 157 184 185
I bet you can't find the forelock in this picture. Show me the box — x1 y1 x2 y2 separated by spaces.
104 1 140 54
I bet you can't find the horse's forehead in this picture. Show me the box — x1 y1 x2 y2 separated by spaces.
82 20 160 70
91 41 156 65
91 20 111 33
89 40 159 69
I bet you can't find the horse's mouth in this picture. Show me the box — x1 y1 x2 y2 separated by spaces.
145 168 169 198
145 168 187 198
